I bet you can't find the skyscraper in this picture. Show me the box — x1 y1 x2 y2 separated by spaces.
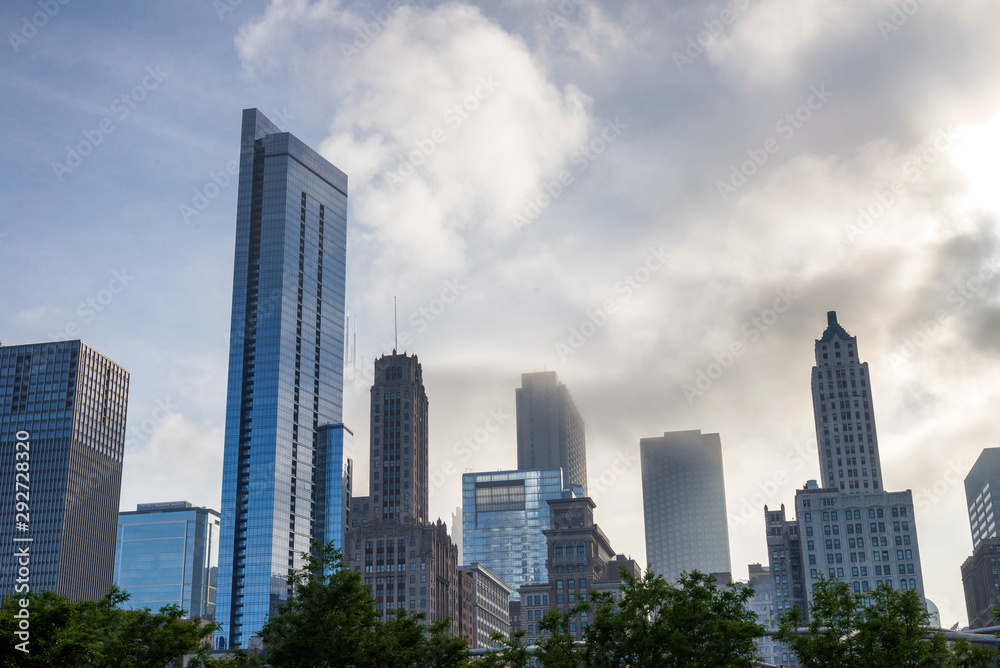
965 448 1000 546
367 353 429 525
462 468 565 597
515 371 587 494
344 352 460 627
115 501 220 619
0 340 129 601
810 311 882 493
640 429 732 581
215 108 348 649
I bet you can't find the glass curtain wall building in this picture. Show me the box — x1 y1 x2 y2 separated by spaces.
314 424 353 555
215 109 348 649
462 469 564 599
0 340 129 601
115 502 220 619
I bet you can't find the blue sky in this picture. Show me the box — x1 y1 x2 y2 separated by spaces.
4 0 1000 626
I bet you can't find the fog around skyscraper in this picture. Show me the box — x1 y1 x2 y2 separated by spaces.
4 0 1000 627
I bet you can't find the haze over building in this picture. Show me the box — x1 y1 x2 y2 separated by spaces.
0 340 129 602
515 371 587 494
215 108 349 649
640 429 731 581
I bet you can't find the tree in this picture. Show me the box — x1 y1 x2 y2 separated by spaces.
583 569 764 668
775 578 982 667
0 586 217 667
534 605 586 668
258 542 469 667
471 630 530 668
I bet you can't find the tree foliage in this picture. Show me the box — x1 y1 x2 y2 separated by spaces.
776 578 998 668
258 542 469 668
0 586 216 667
582 569 765 668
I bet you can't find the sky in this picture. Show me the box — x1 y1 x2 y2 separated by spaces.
3 0 1000 628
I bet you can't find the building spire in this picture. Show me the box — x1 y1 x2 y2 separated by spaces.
393 296 397 354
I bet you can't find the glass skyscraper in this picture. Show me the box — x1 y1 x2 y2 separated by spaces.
516 372 588 494
0 340 129 601
462 469 564 599
314 424 353 556
215 108 348 649
114 501 220 619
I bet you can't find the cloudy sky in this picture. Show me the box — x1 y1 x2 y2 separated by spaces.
4 0 1000 626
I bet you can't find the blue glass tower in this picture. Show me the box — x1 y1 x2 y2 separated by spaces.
215 109 348 649
314 423 353 557
115 501 220 619
0 340 129 601
462 469 564 599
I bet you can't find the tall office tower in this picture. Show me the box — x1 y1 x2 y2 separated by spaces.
640 429 732 581
811 311 882 493
965 448 1000 546
462 469 565 598
368 353 429 525
215 108 348 649
763 503 807 624
313 424 353 553
0 340 129 600
115 502 220 619
516 371 587 494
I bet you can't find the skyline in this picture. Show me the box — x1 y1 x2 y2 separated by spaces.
4 0 1000 629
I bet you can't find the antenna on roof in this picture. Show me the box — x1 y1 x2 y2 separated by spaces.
393 296 398 354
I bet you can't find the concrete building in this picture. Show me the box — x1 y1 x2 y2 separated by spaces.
965 448 1000 547
518 495 640 645
115 502 220 619
0 340 129 601
516 372 587 494
215 108 349 649
344 352 460 630
764 504 807 623
641 429 731 581
746 563 799 668
459 563 511 649
462 468 565 599
810 311 883 494
345 519 458 632
962 537 1000 630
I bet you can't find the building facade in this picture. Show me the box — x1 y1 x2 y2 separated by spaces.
965 448 1000 547
314 424 353 553
458 563 511 649
745 563 799 668
519 496 640 645
115 502 220 619
344 519 458 632
515 372 587 494
366 353 429 526
764 504 807 623
641 429 732 582
0 340 129 601
961 537 1000 630
810 311 883 493
215 108 349 649
462 468 565 599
